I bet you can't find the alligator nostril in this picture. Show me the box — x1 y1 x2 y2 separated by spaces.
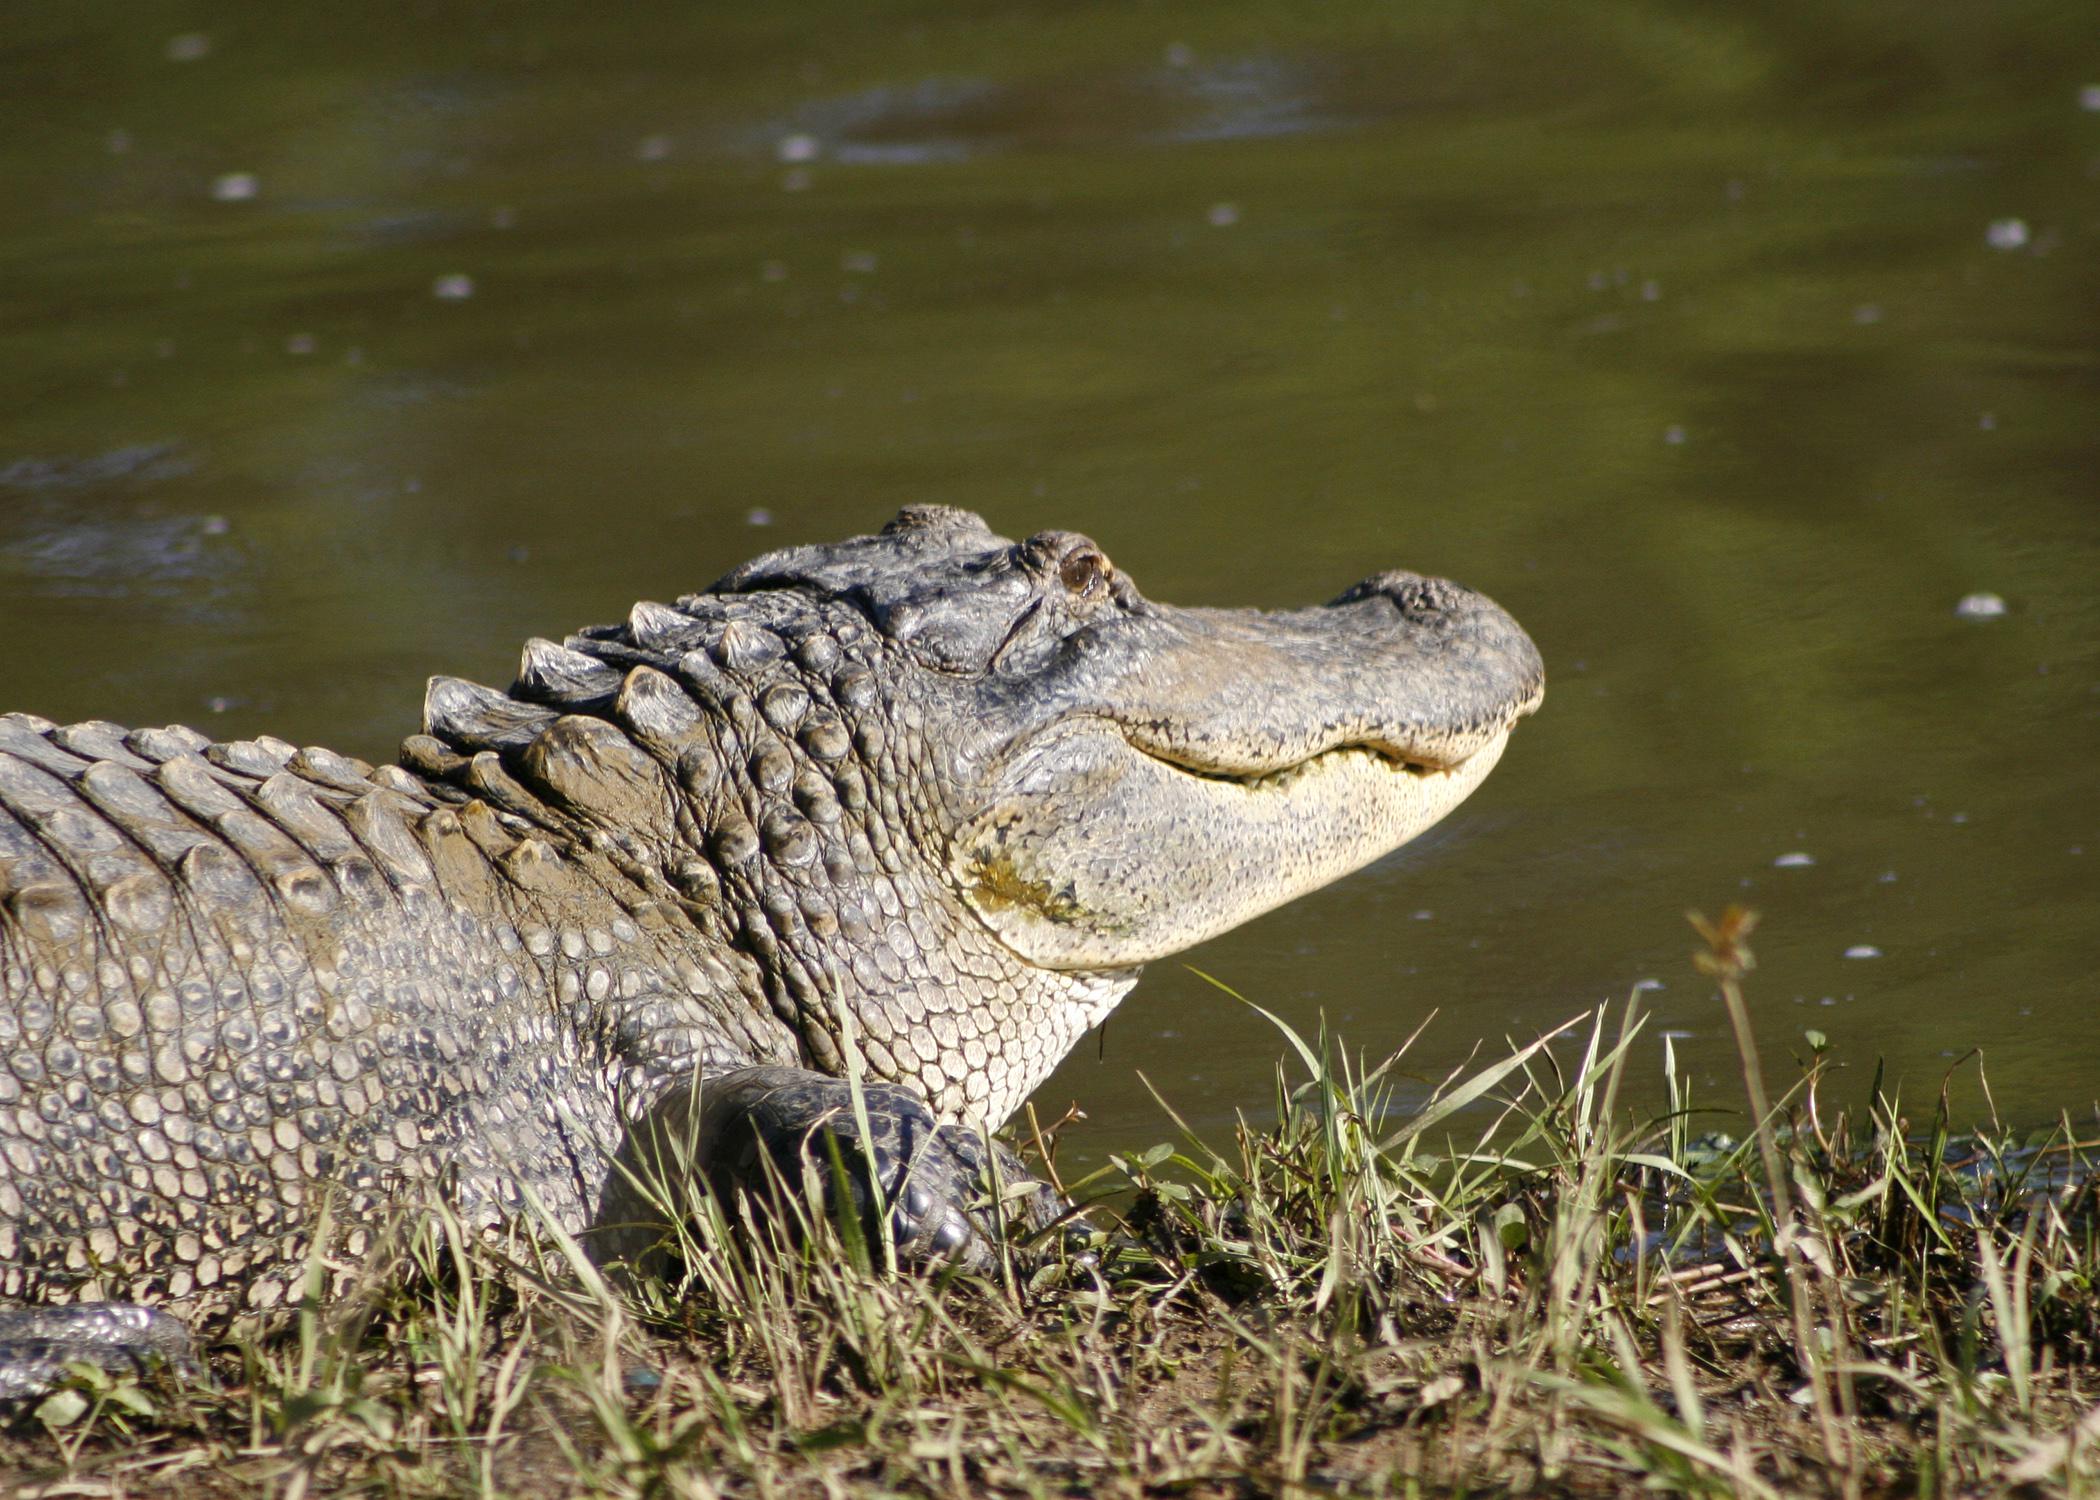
1327 569 1468 618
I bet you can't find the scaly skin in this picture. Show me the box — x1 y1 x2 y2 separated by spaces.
0 507 1543 1394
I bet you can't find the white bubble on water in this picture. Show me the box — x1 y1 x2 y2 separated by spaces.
1662 424 1687 445
777 134 819 164
746 507 774 527
840 250 878 274
1207 202 1241 227
1843 944 1882 960
210 172 258 202
1986 217 2030 250
432 273 476 301
1773 851 1816 868
1954 592 2007 621
285 333 315 356
2080 84 2100 112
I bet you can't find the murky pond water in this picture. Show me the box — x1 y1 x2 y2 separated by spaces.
3 4 2096 1158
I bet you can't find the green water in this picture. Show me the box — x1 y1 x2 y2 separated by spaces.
3 3 2096 1154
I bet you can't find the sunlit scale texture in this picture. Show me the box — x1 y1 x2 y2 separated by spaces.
0 715 778 1323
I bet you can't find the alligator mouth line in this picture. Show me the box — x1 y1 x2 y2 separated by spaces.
1122 737 1452 791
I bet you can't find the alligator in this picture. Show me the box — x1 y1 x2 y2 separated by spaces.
0 506 1543 1396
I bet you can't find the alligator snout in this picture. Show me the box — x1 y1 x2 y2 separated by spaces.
1327 568 1548 741
1086 568 1543 782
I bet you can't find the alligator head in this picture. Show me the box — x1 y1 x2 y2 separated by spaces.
425 505 1543 1125
722 507 1543 973
727 505 1538 1022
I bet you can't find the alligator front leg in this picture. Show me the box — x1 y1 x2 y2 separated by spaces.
615 1066 1067 1273
0 1306 198 1402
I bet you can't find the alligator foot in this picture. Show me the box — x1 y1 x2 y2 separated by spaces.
627 1066 1070 1273
0 1305 199 1402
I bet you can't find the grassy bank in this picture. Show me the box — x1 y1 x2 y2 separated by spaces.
6 909 2098 1498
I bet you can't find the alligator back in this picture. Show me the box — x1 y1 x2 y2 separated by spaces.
0 713 614 1325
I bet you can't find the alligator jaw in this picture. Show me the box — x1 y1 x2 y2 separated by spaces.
949 566 1543 972
951 717 1516 971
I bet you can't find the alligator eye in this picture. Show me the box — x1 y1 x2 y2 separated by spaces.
1059 548 1111 599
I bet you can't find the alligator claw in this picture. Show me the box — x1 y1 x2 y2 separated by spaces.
688 1066 1071 1273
